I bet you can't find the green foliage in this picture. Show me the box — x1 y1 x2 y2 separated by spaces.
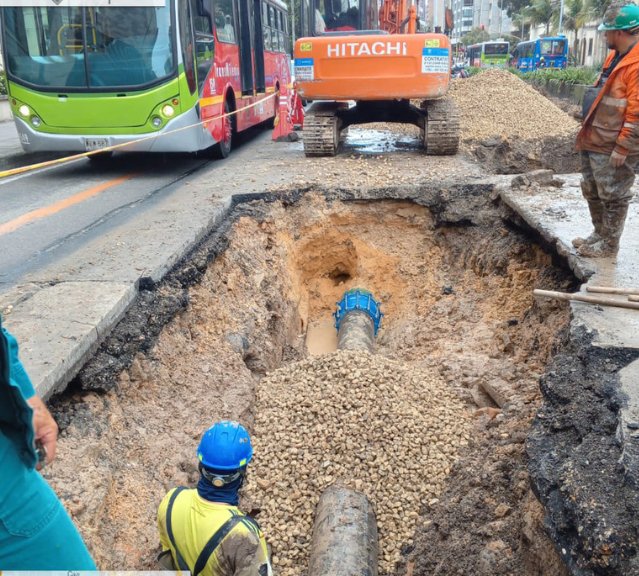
467 66 482 76
512 67 598 84
503 0 530 18
526 0 555 35
461 27 491 45
0 71 6 96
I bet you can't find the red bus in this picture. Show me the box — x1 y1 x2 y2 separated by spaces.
1 0 291 158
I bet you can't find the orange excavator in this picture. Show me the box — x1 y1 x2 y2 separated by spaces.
293 0 459 156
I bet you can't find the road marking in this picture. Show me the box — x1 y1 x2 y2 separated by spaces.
0 174 135 236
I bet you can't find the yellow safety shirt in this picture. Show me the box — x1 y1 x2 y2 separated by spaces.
157 488 272 576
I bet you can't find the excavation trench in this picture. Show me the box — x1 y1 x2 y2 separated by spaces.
48 189 576 575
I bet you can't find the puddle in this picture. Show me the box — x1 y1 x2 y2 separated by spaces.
343 128 422 154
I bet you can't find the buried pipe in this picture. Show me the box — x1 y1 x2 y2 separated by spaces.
333 289 383 352
308 486 379 576
305 290 383 576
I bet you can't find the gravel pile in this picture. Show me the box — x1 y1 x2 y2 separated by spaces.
449 69 579 141
245 349 471 575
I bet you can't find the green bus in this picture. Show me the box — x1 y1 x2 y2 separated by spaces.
1 0 291 158
466 41 509 68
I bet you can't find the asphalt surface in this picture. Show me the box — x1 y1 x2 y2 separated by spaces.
0 122 211 291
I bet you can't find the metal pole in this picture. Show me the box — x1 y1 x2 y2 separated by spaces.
291 0 296 45
558 0 564 34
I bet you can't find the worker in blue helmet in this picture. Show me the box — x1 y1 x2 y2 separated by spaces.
157 421 272 576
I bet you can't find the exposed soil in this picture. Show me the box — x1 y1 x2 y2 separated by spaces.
528 330 639 576
47 188 576 575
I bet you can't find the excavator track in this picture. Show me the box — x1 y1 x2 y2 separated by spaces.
422 98 460 156
303 110 341 157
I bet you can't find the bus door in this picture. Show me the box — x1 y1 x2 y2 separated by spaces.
253 0 265 93
237 0 255 94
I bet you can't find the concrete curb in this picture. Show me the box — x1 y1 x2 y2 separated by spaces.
8 282 136 398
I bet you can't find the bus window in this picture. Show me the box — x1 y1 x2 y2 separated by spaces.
277 10 284 53
179 0 197 93
262 1 271 50
269 5 278 51
551 39 566 55
191 0 214 92
484 42 507 55
215 0 236 43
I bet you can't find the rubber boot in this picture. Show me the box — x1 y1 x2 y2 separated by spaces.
572 194 605 248
577 203 629 258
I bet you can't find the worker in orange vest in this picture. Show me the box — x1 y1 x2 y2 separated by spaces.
575 3 639 257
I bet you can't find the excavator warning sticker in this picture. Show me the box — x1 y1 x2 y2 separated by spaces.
295 58 314 81
424 39 441 47
422 47 449 73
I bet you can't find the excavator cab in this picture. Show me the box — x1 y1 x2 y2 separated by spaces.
304 0 375 34
294 0 460 156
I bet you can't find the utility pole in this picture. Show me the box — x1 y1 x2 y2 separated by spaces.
558 0 564 34
291 0 296 45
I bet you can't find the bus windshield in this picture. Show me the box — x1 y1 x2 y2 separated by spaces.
2 4 175 90
540 39 566 56
484 42 508 56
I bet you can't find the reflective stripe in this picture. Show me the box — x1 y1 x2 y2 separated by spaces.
199 96 224 107
602 96 627 107
624 122 638 129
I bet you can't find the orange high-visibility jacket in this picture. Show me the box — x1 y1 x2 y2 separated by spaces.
577 41 639 156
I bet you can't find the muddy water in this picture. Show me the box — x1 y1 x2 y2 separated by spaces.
47 193 573 575
306 318 338 355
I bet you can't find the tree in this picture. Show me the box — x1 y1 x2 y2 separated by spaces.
526 0 557 35
503 0 531 18
461 27 491 45
511 9 531 39
558 0 589 61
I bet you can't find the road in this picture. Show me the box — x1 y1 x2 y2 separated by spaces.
0 121 253 293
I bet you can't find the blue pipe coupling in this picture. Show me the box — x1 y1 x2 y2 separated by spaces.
333 288 383 336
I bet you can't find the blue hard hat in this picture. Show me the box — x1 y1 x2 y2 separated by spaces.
197 420 253 471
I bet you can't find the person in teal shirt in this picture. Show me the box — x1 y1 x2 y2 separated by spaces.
0 320 96 569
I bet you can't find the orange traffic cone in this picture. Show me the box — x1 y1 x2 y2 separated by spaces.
272 88 298 142
291 82 304 129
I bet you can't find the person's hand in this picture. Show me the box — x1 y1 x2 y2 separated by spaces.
27 396 58 468
610 150 627 167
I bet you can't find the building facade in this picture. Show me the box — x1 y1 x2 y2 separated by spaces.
449 0 512 41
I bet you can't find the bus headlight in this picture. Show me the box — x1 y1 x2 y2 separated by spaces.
31 116 41 127
161 104 175 118
18 105 30 117
151 116 162 128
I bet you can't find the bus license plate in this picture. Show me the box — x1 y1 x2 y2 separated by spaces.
84 137 110 152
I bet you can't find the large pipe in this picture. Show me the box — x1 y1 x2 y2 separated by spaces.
308 486 379 576
333 289 383 353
